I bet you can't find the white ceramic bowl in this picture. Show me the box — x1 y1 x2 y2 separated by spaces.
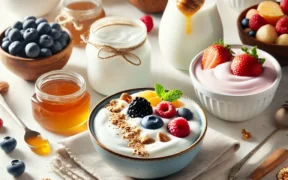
189 45 282 122
2 0 60 17
226 0 276 12
88 88 207 179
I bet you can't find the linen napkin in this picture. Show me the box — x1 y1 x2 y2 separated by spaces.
51 128 239 180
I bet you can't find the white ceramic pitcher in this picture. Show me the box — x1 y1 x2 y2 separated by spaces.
159 0 223 70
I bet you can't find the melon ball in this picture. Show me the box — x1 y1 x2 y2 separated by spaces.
246 9 259 19
275 34 288 45
256 24 278 44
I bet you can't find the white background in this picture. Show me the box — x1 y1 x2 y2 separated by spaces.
0 0 288 179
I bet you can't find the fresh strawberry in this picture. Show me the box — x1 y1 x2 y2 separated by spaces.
249 14 267 31
0 118 2 129
231 47 265 77
140 15 153 33
167 117 190 138
281 0 288 14
276 17 288 35
155 101 176 118
201 39 234 69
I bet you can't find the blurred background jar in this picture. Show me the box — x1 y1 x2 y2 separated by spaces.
31 70 90 136
56 0 105 46
159 0 223 70
85 17 151 96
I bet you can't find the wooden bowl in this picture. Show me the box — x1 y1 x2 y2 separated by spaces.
0 29 73 81
237 4 288 67
129 0 168 13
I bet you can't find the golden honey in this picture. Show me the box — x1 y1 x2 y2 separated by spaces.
32 70 90 136
26 135 51 156
59 0 105 46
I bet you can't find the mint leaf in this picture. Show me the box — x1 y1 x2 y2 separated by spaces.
162 89 183 102
155 84 166 99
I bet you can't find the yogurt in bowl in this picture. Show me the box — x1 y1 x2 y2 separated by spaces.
190 45 281 122
89 87 207 179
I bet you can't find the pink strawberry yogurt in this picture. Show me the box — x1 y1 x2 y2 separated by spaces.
193 47 277 95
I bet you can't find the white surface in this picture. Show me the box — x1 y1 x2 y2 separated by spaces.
0 0 288 179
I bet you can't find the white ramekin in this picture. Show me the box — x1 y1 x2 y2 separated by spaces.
226 0 276 12
189 45 282 122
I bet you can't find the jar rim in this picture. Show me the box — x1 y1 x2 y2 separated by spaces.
35 70 86 102
89 16 147 47
63 0 103 14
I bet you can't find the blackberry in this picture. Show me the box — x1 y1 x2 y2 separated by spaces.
127 97 153 118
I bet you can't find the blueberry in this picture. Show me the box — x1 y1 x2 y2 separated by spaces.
25 42 40 58
23 28 38 41
1 41 11 52
51 29 61 40
249 30 257 37
57 37 67 48
5 28 12 37
2 37 9 42
8 29 22 42
176 108 193 120
39 34 53 48
141 115 164 129
0 136 17 153
241 18 249 29
37 22 51 35
12 21 23 30
24 16 36 21
35 18 48 25
50 22 61 31
8 41 22 55
23 19 37 30
7 160 25 177
40 48 52 57
50 41 62 54
60 31 70 42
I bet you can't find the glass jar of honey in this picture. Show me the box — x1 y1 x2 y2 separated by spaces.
31 70 90 136
56 0 106 46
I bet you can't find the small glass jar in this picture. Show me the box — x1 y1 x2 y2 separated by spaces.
57 0 106 46
85 17 151 96
31 70 90 136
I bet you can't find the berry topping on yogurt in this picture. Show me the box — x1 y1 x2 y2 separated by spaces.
94 85 203 158
231 47 265 77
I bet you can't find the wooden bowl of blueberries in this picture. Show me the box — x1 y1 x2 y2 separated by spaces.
237 1 288 66
0 16 73 81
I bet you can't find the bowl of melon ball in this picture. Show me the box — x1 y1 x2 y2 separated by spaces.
237 0 288 66
0 16 72 81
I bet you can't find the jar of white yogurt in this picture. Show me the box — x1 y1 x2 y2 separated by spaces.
85 17 151 95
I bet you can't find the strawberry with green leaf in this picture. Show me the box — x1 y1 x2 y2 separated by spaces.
201 39 235 69
231 46 265 77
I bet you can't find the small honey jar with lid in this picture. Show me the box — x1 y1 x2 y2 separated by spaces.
56 0 105 46
31 70 90 136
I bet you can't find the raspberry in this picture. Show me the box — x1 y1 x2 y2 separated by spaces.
140 15 154 33
155 101 176 118
0 118 2 129
167 117 190 138
249 14 267 31
276 17 288 35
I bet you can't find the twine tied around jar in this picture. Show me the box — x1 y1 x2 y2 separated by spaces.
56 11 84 31
81 28 144 66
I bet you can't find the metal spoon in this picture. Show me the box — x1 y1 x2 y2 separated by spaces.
0 94 50 153
229 104 288 180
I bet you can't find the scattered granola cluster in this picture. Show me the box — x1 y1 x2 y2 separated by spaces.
241 129 252 141
277 166 288 180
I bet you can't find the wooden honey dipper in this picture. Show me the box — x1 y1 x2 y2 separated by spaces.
176 0 205 34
